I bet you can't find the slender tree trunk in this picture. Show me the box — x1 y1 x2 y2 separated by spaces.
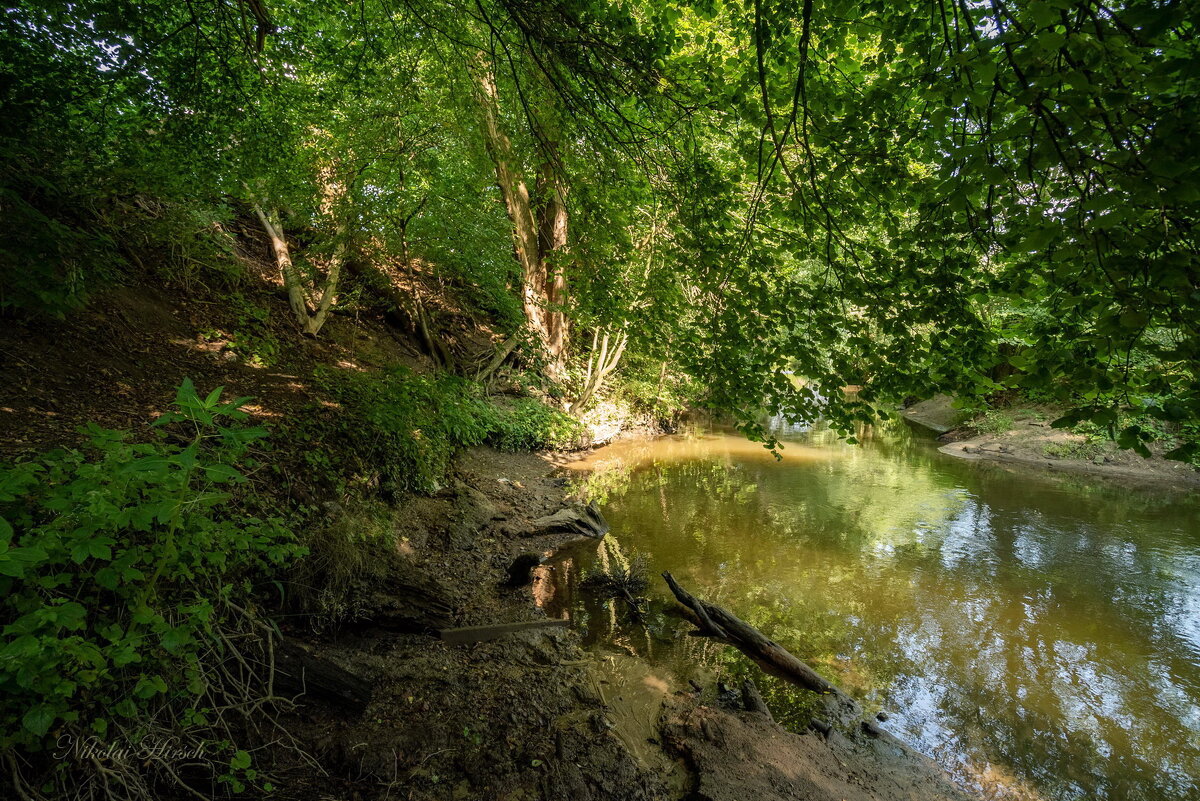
250 205 344 337
251 205 311 328
654 346 671 408
304 162 347 336
247 164 346 338
571 328 627 415
304 235 343 336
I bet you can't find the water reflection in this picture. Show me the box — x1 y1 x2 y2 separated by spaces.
563 421 1200 801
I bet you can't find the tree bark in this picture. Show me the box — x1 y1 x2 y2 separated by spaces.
470 52 569 371
661 571 860 723
252 204 311 329
273 638 372 713
249 190 344 337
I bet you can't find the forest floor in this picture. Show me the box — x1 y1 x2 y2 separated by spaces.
902 397 1200 489
0 285 978 800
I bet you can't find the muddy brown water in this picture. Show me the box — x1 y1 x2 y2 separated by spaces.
550 420 1200 801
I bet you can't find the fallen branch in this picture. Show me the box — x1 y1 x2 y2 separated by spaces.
439 618 570 644
661 571 860 721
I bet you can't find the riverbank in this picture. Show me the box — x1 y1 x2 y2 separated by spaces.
937 428 1200 488
902 397 1200 489
0 280 974 800
276 442 976 801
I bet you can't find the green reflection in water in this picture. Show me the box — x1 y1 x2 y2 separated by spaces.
564 421 1200 801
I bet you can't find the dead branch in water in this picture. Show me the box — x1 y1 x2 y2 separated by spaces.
661 571 860 722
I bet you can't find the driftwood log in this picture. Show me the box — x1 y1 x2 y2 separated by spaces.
274 638 373 714
528 502 610 539
354 571 454 632
662 571 860 723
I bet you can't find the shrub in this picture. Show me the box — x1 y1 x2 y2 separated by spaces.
0 380 302 796
317 367 494 494
313 368 582 495
971 408 1015 435
488 397 582 452
1043 440 1107 461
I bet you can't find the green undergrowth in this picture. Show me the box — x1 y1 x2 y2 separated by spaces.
302 366 582 496
1043 440 1108 461
966 394 1200 465
969 408 1016 435
0 380 303 797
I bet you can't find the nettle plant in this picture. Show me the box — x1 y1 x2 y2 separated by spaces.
0 380 302 799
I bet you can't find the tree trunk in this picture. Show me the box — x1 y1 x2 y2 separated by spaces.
470 52 569 371
536 147 569 367
252 204 311 329
250 198 344 337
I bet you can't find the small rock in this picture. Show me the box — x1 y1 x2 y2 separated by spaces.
876 711 889 722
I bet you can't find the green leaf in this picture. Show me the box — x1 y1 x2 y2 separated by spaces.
203 463 244 484
22 704 56 737
161 626 192 654
0 545 48 577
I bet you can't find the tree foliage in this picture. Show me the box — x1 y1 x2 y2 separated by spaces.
1 0 1197 451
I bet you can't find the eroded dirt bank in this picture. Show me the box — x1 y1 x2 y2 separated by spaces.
902 398 1200 489
281 444 976 801
0 289 977 800
936 419 1200 489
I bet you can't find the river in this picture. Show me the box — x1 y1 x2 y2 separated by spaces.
553 419 1200 801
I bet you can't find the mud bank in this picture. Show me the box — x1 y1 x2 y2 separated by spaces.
278 444 977 801
936 419 1200 489
900 397 1200 488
